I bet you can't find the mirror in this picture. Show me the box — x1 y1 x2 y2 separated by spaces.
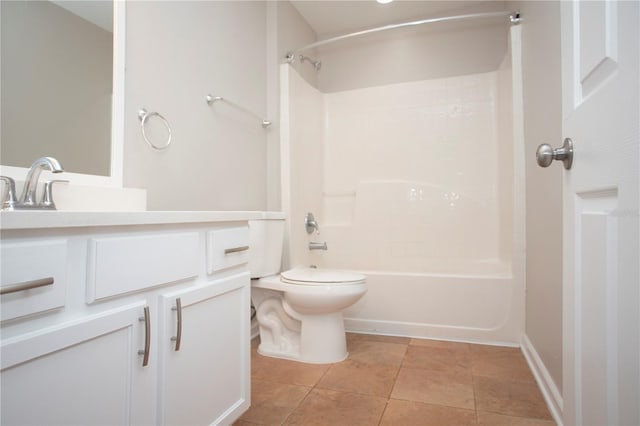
0 0 124 187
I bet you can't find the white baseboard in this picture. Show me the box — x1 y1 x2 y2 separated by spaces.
344 318 520 347
521 334 564 426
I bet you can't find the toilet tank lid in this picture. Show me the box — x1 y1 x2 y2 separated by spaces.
281 268 366 284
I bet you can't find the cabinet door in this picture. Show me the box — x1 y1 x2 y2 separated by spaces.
157 272 250 426
0 302 153 425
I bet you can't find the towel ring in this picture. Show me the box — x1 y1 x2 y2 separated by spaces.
138 108 172 151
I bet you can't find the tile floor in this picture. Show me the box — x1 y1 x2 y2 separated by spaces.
236 333 556 426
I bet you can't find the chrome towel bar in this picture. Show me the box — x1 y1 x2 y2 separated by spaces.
206 94 272 129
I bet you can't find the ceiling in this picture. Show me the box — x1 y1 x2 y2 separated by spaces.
50 0 112 32
290 1 507 37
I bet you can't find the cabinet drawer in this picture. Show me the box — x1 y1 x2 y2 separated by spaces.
87 232 199 302
206 227 249 274
0 240 68 322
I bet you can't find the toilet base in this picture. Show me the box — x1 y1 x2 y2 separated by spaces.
256 309 349 364
297 312 349 363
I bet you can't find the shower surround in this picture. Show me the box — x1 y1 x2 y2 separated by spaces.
280 27 525 344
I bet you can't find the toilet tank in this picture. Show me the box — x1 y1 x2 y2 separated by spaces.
248 219 285 278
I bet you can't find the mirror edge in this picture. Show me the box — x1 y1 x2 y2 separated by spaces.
110 0 125 188
0 0 125 188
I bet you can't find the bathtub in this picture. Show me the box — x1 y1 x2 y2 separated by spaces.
343 268 524 345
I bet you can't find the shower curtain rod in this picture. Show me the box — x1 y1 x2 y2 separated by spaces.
285 10 520 62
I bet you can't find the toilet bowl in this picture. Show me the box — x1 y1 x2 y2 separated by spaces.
249 219 367 364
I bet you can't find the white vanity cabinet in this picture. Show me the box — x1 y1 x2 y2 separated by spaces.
157 272 250 425
0 212 262 426
1 300 154 425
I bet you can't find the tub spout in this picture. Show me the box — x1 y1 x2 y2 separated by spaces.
309 242 327 251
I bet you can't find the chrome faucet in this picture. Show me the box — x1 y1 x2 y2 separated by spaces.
0 176 18 210
0 157 65 211
305 212 320 234
20 157 64 206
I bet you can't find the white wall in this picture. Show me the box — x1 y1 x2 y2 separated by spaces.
513 0 564 393
266 1 318 212
123 1 268 211
316 2 509 93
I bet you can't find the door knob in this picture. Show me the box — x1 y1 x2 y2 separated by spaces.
536 137 573 170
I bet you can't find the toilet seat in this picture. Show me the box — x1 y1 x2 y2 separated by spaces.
280 268 366 286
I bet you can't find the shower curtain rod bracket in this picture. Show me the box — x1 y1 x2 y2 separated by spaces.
285 52 295 64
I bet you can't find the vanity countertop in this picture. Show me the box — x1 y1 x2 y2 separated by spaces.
0 210 285 230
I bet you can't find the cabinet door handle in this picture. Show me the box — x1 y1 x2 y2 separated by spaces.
138 306 151 367
0 277 54 295
224 245 249 255
171 297 182 351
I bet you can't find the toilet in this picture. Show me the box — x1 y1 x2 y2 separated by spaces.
249 218 367 364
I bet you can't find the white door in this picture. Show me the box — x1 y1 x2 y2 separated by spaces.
560 1 639 425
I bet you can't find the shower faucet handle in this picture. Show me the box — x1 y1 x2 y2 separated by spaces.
305 212 320 234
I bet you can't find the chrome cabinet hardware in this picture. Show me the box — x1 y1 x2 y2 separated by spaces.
138 306 151 367
0 277 54 295
224 245 249 255
536 138 574 170
171 298 183 351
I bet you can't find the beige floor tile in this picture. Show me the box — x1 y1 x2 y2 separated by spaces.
237 379 311 425
317 359 399 397
233 420 261 426
391 367 475 410
347 339 408 366
380 399 477 425
402 344 472 375
284 388 387 426
471 344 535 382
251 352 330 387
477 411 557 425
347 332 411 345
474 376 553 420
410 338 472 352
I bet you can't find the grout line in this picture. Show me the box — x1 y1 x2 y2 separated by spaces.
472 372 480 424
377 341 410 426
280 385 313 426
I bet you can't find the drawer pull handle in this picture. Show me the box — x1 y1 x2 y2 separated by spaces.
0 277 54 295
224 245 249 255
171 297 182 351
138 306 151 367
